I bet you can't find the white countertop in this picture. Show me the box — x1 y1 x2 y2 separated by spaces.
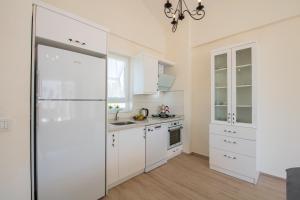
107 115 184 132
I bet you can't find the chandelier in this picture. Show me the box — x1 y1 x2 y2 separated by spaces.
164 0 205 32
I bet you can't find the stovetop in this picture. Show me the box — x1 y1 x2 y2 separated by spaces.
152 113 176 119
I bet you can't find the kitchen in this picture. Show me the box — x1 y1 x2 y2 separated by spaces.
1 0 300 200
32 2 186 199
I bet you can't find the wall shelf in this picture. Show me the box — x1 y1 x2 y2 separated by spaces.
236 64 251 68
215 67 227 71
236 84 252 88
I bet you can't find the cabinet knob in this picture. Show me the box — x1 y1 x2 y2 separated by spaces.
224 129 227 132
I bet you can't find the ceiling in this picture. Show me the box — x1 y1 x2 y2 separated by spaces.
142 0 300 46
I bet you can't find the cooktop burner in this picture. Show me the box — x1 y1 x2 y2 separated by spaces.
152 113 176 118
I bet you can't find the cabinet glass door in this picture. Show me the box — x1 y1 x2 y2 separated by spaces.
213 51 231 124
232 45 253 125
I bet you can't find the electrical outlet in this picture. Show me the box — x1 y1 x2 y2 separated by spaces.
0 119 9 130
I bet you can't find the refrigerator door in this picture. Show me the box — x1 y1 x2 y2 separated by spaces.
36 100 106 200
37 45 106 100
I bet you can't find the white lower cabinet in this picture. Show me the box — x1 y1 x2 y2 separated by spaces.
209 124 259 184
107 127 145 188
118 128 146 179
107 132 119 186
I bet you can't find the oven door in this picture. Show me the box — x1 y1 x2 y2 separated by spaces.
168 126 183 149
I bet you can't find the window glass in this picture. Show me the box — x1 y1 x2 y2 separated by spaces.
107 54 130 111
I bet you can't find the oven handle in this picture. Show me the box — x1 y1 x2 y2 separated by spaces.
168 126 183 132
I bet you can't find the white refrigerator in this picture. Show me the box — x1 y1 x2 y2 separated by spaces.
36 45 106 200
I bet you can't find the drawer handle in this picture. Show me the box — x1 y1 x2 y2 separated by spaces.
228 130 231 133
67 38 87 46
224 139 237 144
224 129 227 132
232 131 236 134
224 154 237 159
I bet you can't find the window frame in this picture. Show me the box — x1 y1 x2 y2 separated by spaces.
107 53 132 113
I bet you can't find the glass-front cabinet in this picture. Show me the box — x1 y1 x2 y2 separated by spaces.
212 50 231 124
211 43 256 127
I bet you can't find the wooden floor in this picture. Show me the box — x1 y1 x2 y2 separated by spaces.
104 154 286 200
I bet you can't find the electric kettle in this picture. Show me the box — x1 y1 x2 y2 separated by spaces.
140 108 149 118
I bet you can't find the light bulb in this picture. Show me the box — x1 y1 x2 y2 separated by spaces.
198 0 202 3
173 14 175 18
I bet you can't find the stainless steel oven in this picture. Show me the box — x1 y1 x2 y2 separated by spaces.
168 120 183 149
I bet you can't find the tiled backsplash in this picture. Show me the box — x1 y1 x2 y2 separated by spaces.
108 91 184 119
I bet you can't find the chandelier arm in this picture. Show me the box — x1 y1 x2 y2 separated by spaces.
181 0 191 13
164 7 175 18
183 9 205 20
164 0 181 19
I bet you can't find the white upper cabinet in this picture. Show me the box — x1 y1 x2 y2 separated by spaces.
132 54 159 94
211 43 256 127
36 6 107 54
211 49 232 125
231 44 256 127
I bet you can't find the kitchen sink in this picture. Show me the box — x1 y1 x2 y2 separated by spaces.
110 121 136 126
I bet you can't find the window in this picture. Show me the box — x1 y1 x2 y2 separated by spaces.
107 54 131 111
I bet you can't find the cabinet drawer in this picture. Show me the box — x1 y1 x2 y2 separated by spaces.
210 134 256 157
36 7 107 54
210 148 256 178
209 124 256 140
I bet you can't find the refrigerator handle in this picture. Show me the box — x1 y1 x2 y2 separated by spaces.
36 104 39 129
37 70 42 98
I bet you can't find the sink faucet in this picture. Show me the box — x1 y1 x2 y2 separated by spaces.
114 109 120 121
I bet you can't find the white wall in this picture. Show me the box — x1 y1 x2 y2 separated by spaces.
0 0 32 200
165 19 193 153
191 16 300 178
191 0 300 46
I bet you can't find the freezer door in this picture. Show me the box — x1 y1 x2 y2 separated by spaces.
36 100 106 200
37 45 106 100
